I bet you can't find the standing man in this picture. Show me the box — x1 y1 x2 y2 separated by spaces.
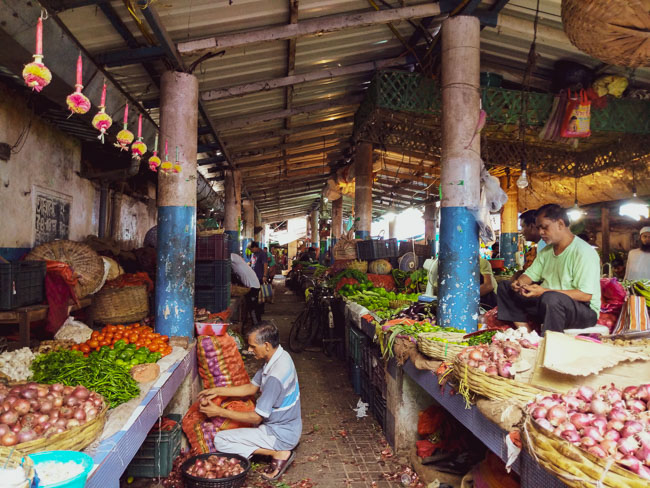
199 321 301 481
624 227 650 281
497 204 601 334
231 252 262 324
251 242 269 284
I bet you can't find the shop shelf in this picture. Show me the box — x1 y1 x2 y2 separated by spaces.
195 260 231 288
126 414 182 478
196 234 229 261
195 285 231 313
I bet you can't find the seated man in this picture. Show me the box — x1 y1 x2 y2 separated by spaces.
497 204 601 334
199 321 302 481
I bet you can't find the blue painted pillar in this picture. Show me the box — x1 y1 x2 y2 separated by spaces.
354 142 373 239
224 169 242 255
437 16 481 332
156 71 199 338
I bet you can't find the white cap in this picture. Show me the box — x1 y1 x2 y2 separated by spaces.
641 226 650 235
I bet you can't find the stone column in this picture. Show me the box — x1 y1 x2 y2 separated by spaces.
354 142 373 239
500 176 518 268
331 197 343 263
438 16 481 332
388 215 396 240
311 209 319 254
424 201 438 258
242 198 255 260
224 169 242 255
156 71 198 338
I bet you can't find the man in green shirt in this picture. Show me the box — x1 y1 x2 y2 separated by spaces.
497 204 600 334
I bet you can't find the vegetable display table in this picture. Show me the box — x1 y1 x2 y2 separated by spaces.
0 297 92 348
86 344 196 488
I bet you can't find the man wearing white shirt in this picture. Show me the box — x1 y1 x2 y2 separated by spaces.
624 227 650 281
231 253 262 323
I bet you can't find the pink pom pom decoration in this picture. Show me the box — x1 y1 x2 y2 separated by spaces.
23 18 51 92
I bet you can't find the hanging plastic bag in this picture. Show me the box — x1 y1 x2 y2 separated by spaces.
560 89 591 138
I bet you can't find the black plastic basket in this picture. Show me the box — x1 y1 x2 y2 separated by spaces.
0 261 46 311
196 260 232 288
195 285 231 313
181 453 250 488
197 234 230 261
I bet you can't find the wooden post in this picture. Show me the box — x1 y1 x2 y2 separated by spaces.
438 16 481 332
601 206 610 264
354 142 373 239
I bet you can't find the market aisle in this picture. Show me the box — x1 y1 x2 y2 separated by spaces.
242 285 413 488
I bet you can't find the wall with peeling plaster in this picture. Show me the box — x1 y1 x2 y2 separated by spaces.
110 187 157 249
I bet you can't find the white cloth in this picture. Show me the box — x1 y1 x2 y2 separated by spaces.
230 253 260 288
213 423 278 458
624 248 650 281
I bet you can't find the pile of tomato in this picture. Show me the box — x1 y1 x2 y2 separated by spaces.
71 323 172 357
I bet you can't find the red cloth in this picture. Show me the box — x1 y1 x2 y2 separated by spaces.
104 272 154 292
44 273 75 335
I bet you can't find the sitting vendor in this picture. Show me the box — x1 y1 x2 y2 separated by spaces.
424 256 497 309
496 204 601 334
624 226 650 281
199 322 301 481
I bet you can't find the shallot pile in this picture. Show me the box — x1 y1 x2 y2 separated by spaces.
529 383 650 479
0 382 104 447
456 340 522 379
185 455 245 479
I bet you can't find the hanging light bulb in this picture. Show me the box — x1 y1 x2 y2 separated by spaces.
516 170 529 189
567 177 584 222
619 166 649 221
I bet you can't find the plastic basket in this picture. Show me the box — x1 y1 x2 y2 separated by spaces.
182 453 250 488
399 241 431 258
0 262 15 310
0 262 46 311
29 450 93 488
195 286 231 314
197 234 229 261
347 327 366 366
126 414 182 478
196 260 232 288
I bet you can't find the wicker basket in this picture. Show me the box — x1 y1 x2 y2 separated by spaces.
91 284 149 324
0 404 108 456
523 417 647 488
562 0 650 68
26 240 104 299
418 332 467 361
230 285 250 297
345 260 368 273
1 448 34 488
453 355 549 406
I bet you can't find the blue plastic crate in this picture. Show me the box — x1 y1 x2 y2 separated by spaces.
195 260 231 287
195 285 231 313
126 414 182 478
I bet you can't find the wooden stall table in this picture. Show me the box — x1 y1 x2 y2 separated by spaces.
0 297 92 348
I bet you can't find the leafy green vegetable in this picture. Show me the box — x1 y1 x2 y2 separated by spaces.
466 330 498 346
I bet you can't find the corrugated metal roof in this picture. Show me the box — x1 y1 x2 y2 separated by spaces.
20 0 650 221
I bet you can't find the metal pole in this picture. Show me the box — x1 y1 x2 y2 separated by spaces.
500 176 519 268
354 142 373 239
156 71 199 338
224 169 242 254
438 16 481 332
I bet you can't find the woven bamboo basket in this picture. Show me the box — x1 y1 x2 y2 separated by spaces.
523 417 648 488
562 0 650 68
0 448 34 488
26 240 104 299
231 284 251 297
418 332 467 361
389 299 412 309
91 284 149 324
452 355 548 406
0 404 108 456
345 260 368 273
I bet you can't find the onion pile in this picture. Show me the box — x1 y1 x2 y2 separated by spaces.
186 455 245 479
161 452 192 488
528 383 650 479
456 340 522 379
0 382 104 447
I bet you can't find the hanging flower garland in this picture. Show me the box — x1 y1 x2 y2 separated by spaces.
131 114 147 160
173 146 182 174
160 139 173 174
114 104 134 151
92 82 112 143
66 54 91 115
148 134 161 172
22 14 51 92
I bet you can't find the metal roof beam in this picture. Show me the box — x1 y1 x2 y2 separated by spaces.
202 56 405 101
214 95 364 132
238 144 347 168
95 46 166 67
198 156 227 166
232 132 350 159
177 3 443 54
244 166 332 181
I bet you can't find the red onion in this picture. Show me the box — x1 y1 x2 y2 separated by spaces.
636 445 650 465
637 431 650 449
62 386 73 395
619 456 642 474
583 427 604 442
569 413 592 429
21 389 37 400
503 346 518 358
561 430 581 443
38 400 53 414
477 364 488 373
603 429 621 442
85 407 98 421
532 407 548 420
587 445 607 458
581 436 597 448
606 387 622 404
0 424 9 437
59 407 73 419
54 427 65 434
1 431 17 446
623 386 639 401
0 411 18 425
467 359 478 368
72 386 90 400
49 410 59 420
535 418 553 431
547 405 568 426
577 385 595 402
36 386 48 398
4 396 17 406
485 365 498 376
53 397 63 408
562 395 582 411
621 420 643 438
497 362 512 378
590 399 611 416
608 408 629 422
73 408 86 421
638 465 650 480
66 419 80 429
538 397 558 410
17 429 37 443
13 399 30 416
468 349 483 361
36 414 49 425
612 400 626 410
55 419 67 429
49 384 64 393
625 399 646 413
558 421 577 432
635 384 650 401
592 416 607 435
65 396 79 407
618 436 640 456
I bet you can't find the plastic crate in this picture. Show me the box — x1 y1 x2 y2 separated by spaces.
361 372 373 408
196 260 232 288
361 344 372 376
385 238 398 258
195 285 231 313
196 234 229 261
370 351 387 399
347 327 366 366
0 263 15 310
127 414 182 478
372 389 387 430
0 261 46 311
348 362 361 395
399 240 431 258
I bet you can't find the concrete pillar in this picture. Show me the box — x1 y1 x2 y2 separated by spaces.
331 197 343 263
242 198 255 260
424 202 438 257
354 142 373 239
388 215 396 240
311 209 319 250
254 207 263 242
224 169 242 254
500 176 518 268
156 71 198 338
438 16 481 333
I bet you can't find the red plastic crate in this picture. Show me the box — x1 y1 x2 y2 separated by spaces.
196 234 229 261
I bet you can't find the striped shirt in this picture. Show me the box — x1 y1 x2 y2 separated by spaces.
252 345 302 450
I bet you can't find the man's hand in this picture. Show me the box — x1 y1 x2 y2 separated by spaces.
511 279 525 293
198 388 222 401
520 284 546 298
199 403 227 418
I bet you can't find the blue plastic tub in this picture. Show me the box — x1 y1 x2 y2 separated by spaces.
28 451 94 488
